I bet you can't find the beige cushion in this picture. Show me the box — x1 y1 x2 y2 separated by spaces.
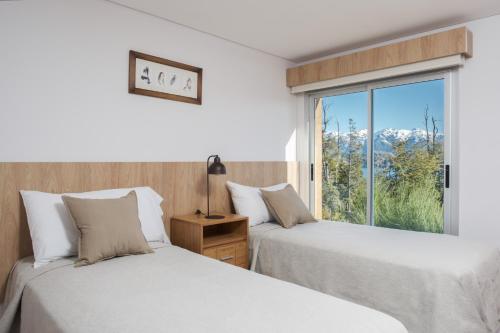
62 191 152 266
261 184 317 228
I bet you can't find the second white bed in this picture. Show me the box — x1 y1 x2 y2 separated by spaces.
250 221 500 333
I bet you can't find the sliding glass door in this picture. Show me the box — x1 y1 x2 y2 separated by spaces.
310 73 451 233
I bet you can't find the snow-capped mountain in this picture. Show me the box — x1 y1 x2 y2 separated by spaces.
326 128 444 155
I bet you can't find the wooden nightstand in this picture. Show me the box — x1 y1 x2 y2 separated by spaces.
171 214 249 268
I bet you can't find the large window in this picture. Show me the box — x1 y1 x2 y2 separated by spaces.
310 73 452 233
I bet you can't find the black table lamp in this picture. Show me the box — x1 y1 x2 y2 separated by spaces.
206 155 226 219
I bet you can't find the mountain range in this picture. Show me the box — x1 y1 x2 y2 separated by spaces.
325 128 444 155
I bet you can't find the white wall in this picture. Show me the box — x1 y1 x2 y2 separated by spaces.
456 14 500 243
0 0 296 162
3 1 499 243
295 14 500 243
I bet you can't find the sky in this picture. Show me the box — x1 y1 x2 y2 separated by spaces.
322 79 444 134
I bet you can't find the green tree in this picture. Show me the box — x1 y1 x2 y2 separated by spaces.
387 140 441 192
321 102 342 220
324 118 365 223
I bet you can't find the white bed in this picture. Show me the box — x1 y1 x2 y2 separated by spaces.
250 221 500 333
0 245 406 333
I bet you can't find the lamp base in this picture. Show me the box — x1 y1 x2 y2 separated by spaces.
206 214 225 219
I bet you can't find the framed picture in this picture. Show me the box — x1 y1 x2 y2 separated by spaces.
129 50 202 105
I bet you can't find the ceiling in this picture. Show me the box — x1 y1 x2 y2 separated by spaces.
110 0 500 62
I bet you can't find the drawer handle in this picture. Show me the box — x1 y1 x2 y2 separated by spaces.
219 256 234 261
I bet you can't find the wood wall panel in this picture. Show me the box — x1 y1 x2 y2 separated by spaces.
286 27 472 87
0 161 298 299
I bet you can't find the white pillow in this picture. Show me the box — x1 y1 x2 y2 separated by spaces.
21 187 169 268
226 181 288 226
21 191 78 268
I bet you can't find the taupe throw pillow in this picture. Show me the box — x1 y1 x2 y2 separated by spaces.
62 191 152 266
261 185 317 228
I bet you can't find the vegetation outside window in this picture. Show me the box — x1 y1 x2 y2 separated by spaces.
309 73 452 233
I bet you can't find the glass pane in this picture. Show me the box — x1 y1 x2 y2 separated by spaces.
320 91 368 224
372 79 444 233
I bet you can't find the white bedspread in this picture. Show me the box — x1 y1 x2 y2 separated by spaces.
250 221 500 333
0 245 406 333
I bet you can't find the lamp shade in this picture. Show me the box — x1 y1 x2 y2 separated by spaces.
208 156 226 175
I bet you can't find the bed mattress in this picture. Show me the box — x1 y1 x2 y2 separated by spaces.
0 245 406 333
250 221 500 333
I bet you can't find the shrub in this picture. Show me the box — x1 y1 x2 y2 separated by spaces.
373 178 443 233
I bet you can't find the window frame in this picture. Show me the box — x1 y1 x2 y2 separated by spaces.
307 70 456 234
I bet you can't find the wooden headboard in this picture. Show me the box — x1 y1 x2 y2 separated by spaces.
0 161 298 299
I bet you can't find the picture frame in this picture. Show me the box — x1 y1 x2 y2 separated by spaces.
128 50 203 105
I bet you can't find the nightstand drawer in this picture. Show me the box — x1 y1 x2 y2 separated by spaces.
216 244 236 264
203 247 217 259
203 242 248 267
